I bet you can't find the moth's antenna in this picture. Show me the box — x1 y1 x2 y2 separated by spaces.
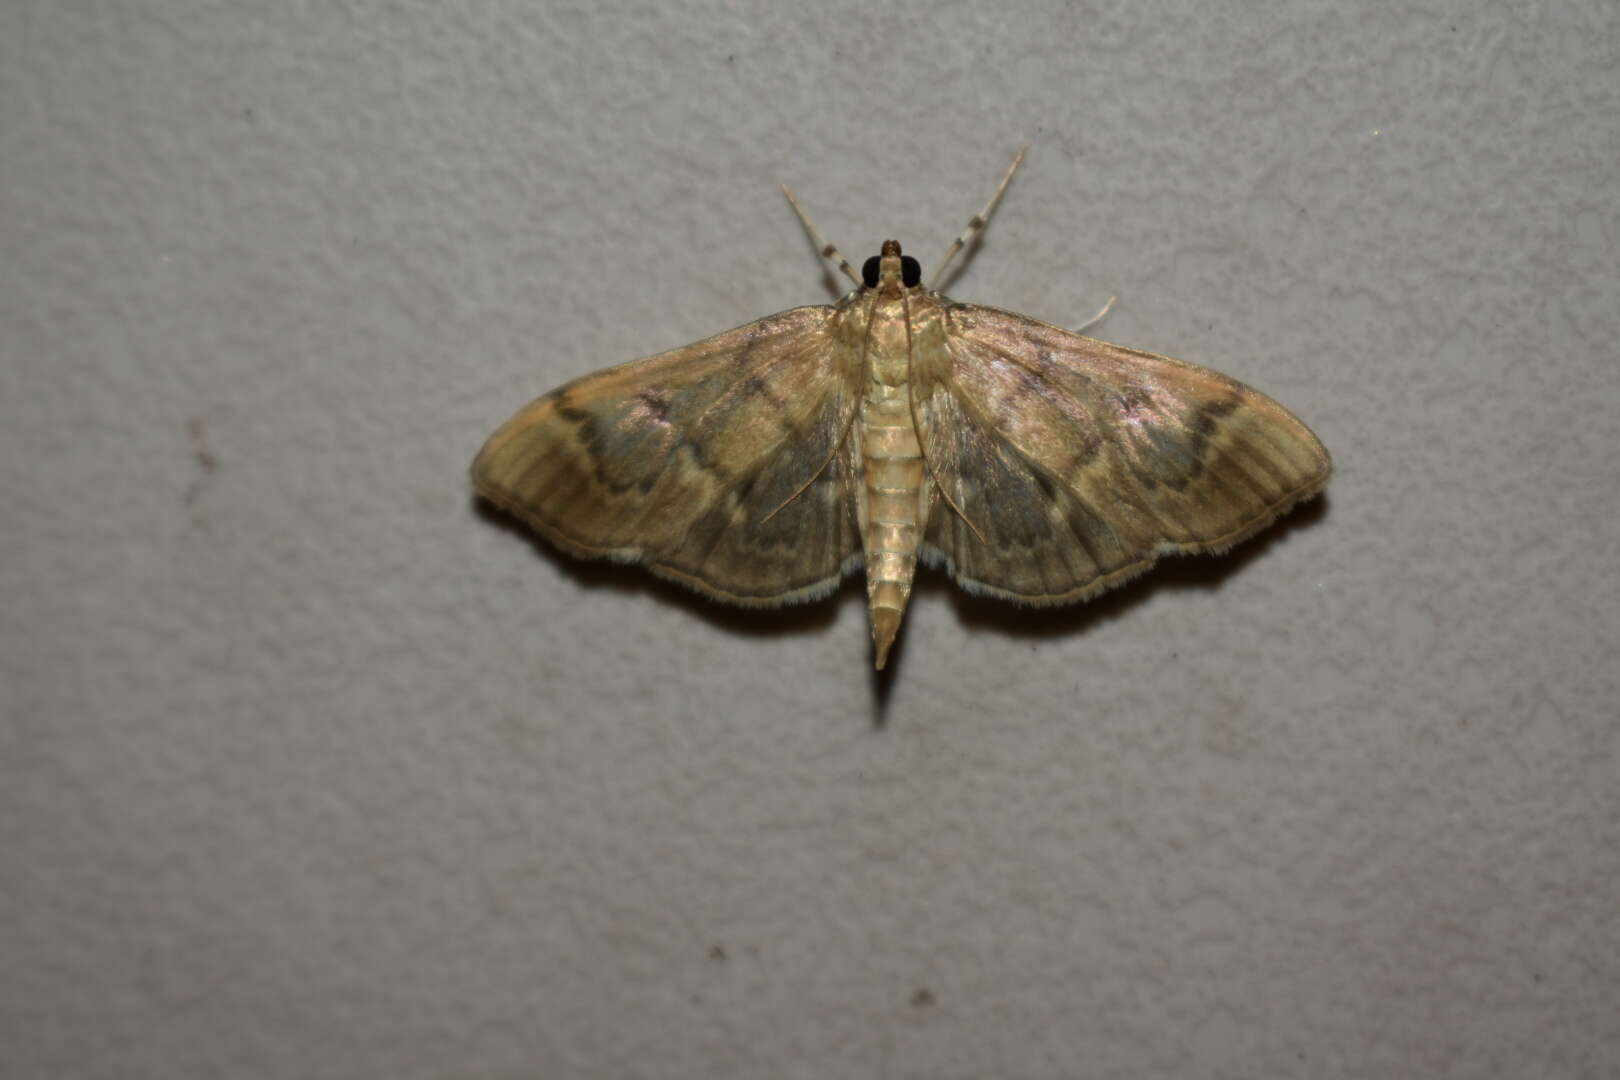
782 184 862 287
930 146 1027 289
1073 294 1117 335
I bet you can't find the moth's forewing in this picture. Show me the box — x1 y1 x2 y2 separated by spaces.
473 306 865 605
914 302 1330 603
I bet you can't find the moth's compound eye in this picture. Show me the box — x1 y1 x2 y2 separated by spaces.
901 256 922 288
861 256 881 288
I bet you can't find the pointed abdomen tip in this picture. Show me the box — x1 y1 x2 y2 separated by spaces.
871 608 902 670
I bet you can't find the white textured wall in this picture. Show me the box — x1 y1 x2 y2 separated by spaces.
4 2 1617 1077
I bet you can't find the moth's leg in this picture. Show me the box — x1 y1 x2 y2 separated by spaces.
781 184 862 287
1071 294 1117 335
929 146 1027 288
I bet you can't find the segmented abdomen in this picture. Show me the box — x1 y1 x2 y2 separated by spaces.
859 380 926 666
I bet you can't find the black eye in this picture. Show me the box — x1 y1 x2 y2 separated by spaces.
901 256 922 288
861 256 880 288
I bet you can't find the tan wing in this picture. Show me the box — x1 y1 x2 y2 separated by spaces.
473 305 864 606
913 303 1331 603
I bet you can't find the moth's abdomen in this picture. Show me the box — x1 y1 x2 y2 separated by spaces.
858 381 927 669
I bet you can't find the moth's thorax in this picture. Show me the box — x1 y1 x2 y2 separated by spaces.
837 287 938 390
865 294 913 387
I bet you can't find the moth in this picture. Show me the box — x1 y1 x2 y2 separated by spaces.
472 150 1331 669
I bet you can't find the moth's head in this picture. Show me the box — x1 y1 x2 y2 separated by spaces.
861 239 922 296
